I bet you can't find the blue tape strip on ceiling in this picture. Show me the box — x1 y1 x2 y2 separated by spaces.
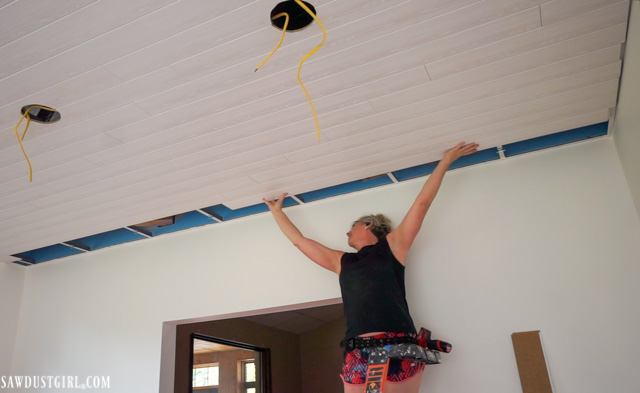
393 147 500 181
503 122 608 157
12 243 84 264
66 228 146 251
297 175 393 203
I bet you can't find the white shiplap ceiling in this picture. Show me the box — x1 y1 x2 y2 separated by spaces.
0 0 631 264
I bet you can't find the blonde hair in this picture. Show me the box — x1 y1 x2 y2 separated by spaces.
356 214 392 240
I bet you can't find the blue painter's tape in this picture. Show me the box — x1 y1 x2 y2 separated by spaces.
449 148 500 169
503 122 608 157
67 228 146 251
393 148 500 181
297 175 393 203
12 243 84 264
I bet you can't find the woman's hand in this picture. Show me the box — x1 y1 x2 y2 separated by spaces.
443 142 479 164
263 192 288 212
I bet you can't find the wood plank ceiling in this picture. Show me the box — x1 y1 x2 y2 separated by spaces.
0 0 631 264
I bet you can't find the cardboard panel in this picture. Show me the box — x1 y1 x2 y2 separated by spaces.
511 331 553 393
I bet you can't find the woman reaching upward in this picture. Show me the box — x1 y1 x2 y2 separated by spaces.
264 142 478 393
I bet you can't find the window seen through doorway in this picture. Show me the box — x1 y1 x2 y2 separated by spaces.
192 363 219 388
192 335 268 393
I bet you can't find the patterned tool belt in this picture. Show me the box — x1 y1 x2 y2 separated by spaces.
344 328 452 393
340 335 417 350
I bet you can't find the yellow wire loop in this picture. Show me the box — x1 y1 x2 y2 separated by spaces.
13 105 57 182
254 1 327 141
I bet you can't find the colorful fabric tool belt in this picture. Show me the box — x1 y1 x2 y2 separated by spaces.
368 343 441 365
341 335 417 350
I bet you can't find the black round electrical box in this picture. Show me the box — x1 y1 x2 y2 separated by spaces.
270 1 316 31
20 105 61 123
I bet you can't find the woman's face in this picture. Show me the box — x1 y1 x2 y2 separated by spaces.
347 220 372 248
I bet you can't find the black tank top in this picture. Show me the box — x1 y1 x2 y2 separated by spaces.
339 237 417 339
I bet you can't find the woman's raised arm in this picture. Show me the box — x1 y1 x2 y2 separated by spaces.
387 142 478 264
264 193 344 274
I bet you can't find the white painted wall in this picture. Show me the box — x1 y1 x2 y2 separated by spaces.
0 263 25 377
10 138 640 393
614 0 640 218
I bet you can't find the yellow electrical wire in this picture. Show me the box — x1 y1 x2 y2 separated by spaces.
13 105 57 182
254 1 327 141
254 12 290 72
294 0 326 141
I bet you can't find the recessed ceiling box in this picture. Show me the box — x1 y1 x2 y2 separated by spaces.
20 105 61 123
271 1 316 31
